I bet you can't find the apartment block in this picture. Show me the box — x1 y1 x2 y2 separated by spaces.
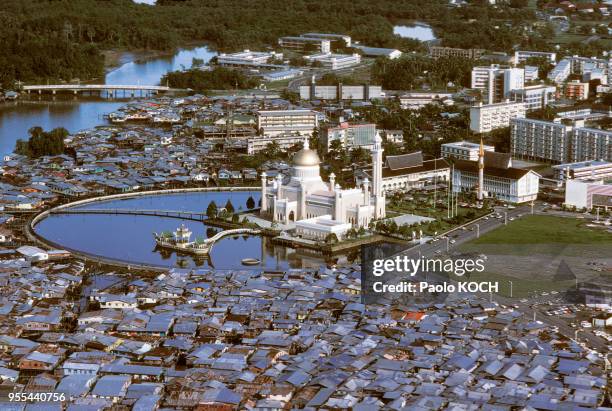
557 80 590 101
571 127 612 162
321 122 377 151
514 50 556 64
471 65 524 104
470 101 526 133
548 58 571 83
510 118 572 163
247 134 307 155
552 160 612 181
257 110 318 136
441 141 495 161
509 85 556 111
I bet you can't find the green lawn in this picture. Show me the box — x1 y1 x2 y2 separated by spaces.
469 215 612 245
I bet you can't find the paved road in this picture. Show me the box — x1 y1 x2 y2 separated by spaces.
396 204 610 353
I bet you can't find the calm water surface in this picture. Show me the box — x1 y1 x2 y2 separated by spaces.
34 191 340 270
0 45 216 155
394 23 437 42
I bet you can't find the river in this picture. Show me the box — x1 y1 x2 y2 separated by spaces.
0 45 216 156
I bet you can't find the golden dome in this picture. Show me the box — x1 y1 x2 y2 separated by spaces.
293 148 320 167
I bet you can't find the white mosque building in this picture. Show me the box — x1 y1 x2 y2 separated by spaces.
260 134 385 240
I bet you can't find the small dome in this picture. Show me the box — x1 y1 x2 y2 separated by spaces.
293 148 320 167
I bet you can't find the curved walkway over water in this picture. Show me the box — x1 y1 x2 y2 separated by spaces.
52 208 208 222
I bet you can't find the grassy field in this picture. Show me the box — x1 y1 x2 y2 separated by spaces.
454 215 611 298
469 215 612 245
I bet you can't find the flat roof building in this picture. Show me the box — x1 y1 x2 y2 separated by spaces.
471 65 525 104
429 46 485 60
217 50 283 67
321 122 377 151
299 83 382 101
514 50 557 64
301 33 351 47
470 101 526 133
552 160 612 181
441 141 495 161
304 53 361 70
278 36 331 53
257 109 318 137
565 179 612 210
509 84 556 112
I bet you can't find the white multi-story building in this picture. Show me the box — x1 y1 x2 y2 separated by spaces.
548 58 571 83
552 160 612 181
399 92 454 110
217 50 283 67
509 85 556 111
299 84 382 101
511 119 612 163
565 179 612 210
471 65 524 104
470 101 526 133
257 110 318 137
278 36 331 53
247 134 307 155
524 65 539 82
304 53 361 70
453 152 540 203
441 141 495 161
510 118 572 163
514 50 557 64
571 127 612 162
321 122 377 151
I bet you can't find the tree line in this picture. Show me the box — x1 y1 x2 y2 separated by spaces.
0 0 551 87
15 127 68 158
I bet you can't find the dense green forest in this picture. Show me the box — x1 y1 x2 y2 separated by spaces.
372 55 478 90
15 126 68 158
161 67 259 91
0 0 546 87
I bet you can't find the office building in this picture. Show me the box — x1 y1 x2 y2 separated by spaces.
514 50 557 64
301 33 351 47
304 53 361 70
471 65 525 104
217 50 283 67
453 151 540 203
510 118 572 163
355 151 450 194
257 110 318 137
552 160 612 181
321 122 377 151
509 85 556 111
247 134 307 155
557 80 590 101
278 36 330 53
470 101 526 133
441 141 495 161
299 83 382 101
399 92 454 110
548 58 572 83
564 179 612 210
524 65 539 82
571 127 612 162
429 46 485 59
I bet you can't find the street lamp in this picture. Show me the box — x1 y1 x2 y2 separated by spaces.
509 280 513 298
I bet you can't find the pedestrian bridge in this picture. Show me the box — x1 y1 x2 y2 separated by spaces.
23 84 171 95
51 208 208 222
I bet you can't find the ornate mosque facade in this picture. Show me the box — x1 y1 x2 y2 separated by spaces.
260 134 386 239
